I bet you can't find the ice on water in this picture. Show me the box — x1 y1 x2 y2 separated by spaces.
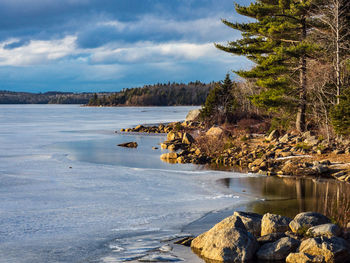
0 105 250 263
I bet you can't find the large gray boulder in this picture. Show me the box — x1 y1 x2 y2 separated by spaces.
299 236 350 263
289 212 331 233
185 109 200 121
286 252 325 263
233 211 262 237
306 224 342 238
256 237 300 261
191 215 258 262
261 213 292 236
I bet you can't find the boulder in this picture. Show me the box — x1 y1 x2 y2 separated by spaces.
191 215 258 262
305 136 319 146
286 252 326 263
299 237 350 263
256 237 300 261
206 126 224 137
261 213 292 236
257 232 286 245
182 133 195 145
306 224 342 238
289 212 331 233
167 131 182 141
233 211 262 237
117 142 138 148
134 125 144 131
161 143 168 149
160 152 178 160
185 109 200 122
168 144 180 152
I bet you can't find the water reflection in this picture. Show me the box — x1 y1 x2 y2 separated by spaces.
218 176 350 227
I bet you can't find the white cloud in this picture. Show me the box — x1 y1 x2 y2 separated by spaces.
101 15 235 42
0 35 237 67
89 41 225 64
0 36 77 66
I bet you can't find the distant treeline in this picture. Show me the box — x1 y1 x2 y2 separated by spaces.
0 91 95 104
87 81 214 106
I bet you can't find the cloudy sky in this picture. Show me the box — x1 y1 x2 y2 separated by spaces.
0 0 253 92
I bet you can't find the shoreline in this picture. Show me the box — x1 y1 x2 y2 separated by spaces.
119 121 350 184
117 118 350 262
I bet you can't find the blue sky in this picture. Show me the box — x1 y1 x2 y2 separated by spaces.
0 0 253 92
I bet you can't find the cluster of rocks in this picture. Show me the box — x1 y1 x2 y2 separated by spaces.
118 115 350 181
265 130 350 156
190 211 350 263
160 131 211 165
119 109 202 134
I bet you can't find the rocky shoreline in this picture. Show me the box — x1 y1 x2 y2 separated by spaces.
188 211 350 262
117 112 350 262
118 119 350 184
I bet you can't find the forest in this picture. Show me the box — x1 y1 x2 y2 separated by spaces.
201 0 350 138
87 81 213 106
0 91 94 104
0 81 212 106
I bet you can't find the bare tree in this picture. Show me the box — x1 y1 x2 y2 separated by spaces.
313 0 350 104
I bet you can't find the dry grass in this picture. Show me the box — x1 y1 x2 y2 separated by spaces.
195 134 228 157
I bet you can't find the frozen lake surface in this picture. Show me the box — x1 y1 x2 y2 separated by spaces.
0 105 253 263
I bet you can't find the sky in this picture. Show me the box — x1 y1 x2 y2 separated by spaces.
0 0 253 92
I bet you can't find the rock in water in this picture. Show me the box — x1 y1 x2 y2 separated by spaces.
167 131 182 141
289 212 331 233
286 252 325 263
160 153 178 160
117 142 138 148
191 215 258 262
185 109 200 121
299 236 350 263
261 213 292 236
256 237 300 261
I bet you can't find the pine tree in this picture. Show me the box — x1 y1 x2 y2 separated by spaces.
216 0 320 132
201 74 236 123
331 87 350 135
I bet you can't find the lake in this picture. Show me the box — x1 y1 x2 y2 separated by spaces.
0 105 255 263
0 105 348 263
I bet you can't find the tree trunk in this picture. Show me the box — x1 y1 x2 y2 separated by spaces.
296 18 307 132
335 0 341 104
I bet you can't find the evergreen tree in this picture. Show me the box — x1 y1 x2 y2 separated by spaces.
216 0 321 132
201 74 236 123
331 87 350 135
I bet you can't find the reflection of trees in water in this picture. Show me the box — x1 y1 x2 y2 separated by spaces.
227 177 350 227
